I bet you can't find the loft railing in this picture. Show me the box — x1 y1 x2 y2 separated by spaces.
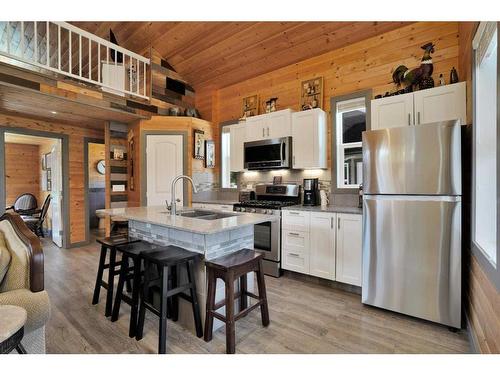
0 21 150 100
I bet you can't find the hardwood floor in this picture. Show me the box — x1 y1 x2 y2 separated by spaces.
42 238 471 354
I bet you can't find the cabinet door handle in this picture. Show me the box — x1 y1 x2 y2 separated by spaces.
262 128 265 137
408 113 411 125
331 217 333 229
288 253 300 257
338 217 340 229
293 155 295 166
267 127 270 136
417 111 421 124
288 211 300 215
288 232 300 237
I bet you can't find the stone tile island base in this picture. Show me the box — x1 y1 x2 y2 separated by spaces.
129 220 256 332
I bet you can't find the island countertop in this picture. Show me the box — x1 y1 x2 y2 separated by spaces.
97 205 277 235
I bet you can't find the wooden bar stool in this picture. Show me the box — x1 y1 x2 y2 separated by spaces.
135 246 204 354
204 249 270 354
92 235 140 317
110 241 159 338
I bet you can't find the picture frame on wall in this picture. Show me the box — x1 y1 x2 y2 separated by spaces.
241 94 259 118
300 77 324 110
194 129 205 160
205 140 215 168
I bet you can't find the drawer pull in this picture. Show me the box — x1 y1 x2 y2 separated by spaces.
288 232 300 236
288 212 300 215
288 253 300 257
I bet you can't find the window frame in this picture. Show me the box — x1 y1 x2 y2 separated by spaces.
219 120 239 191
330 89 372 194
471 21 500 291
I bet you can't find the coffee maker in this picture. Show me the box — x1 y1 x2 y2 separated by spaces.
303 178 320 206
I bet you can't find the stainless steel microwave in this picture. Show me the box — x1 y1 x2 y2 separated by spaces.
244 137 292 170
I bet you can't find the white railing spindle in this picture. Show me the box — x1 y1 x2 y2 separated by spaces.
34 22 38 63
57 24 61 70
0 21 149 100
79 34 82 77
97 43 101 83
68 31 72 74
46 22 49 66
20 22 24 58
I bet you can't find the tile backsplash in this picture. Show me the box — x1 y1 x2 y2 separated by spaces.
192 169 359 208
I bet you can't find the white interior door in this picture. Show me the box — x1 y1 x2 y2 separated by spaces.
146 135 184 206
51 140 63 247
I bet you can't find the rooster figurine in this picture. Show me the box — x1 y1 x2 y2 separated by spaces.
392 42 435 90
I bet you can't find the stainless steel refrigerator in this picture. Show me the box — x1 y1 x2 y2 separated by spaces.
362 120 462 328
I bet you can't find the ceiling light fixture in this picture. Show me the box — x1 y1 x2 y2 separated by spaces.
50 111 57 114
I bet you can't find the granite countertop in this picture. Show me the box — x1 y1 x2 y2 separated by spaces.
97 206 277 235
192 200 239 205
282 204 363 215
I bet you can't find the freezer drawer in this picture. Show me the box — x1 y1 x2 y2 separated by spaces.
362 120 461 195
362 195 461 328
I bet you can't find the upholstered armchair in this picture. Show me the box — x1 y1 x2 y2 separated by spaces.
0 213 51 354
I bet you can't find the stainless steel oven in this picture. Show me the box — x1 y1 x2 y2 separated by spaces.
244 137 292 170
233 184 300 277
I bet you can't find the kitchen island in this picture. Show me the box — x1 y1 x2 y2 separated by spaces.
97 205 276 332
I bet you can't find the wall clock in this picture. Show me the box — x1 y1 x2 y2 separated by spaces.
96 159 106 175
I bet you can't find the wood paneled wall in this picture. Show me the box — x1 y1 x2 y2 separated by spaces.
0 113 104 245
127 116 214 208
196 22 461 172
459 22 479 124
466 255 500 353
4 143 40 206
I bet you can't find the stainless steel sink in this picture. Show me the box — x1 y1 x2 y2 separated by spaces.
176 210 238 220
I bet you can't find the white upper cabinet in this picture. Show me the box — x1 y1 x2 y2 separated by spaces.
335 213 362 286
371 82 467 130
291 108 327 169
230 122 246 172
245 109 293 142
245 116 267 142
309 212 336 280
371 92 414 130
413 82 466 125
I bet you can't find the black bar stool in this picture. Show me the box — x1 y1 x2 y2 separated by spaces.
92 235 140 317
110 241 160 337
204 249 270 354
135 246 203 354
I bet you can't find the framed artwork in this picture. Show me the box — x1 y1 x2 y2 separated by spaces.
241 94 259 118
194 129 205 160
205 140 215 168
300 77 323 110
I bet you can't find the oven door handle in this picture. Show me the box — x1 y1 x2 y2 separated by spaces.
281 141 285 162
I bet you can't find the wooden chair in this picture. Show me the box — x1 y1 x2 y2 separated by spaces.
5 193 38 216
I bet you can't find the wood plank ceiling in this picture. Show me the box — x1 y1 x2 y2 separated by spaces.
71 22 411 89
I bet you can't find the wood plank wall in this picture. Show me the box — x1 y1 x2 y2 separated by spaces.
4 143 40 206
458 21 500 354
0 113 104 245
196 22 461 172
127 116 214 208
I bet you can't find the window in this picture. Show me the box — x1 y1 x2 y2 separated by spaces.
473 22 498 266
220 125 237 189
335 96 367 189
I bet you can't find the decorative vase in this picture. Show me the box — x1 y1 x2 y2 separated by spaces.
450 67 459 84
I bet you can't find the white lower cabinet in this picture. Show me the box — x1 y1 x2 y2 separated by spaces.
335 213 362 286
282 230 310 274
309 213 336 280
282 210 362 286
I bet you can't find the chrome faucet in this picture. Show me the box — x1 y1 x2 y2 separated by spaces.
169 175 197 216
